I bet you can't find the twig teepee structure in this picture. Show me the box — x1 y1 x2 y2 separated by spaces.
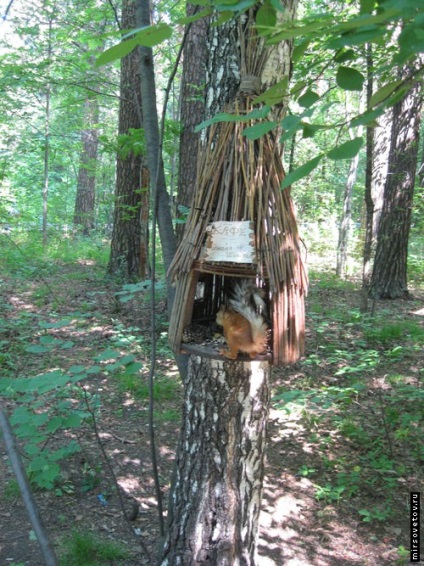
168 15 307 365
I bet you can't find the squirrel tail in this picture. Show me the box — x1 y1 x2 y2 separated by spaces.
229 280 268 351
229 279 267 316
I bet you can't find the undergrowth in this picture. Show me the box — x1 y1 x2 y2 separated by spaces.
273 279 424 524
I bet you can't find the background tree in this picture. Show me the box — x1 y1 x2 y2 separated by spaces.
369 68 423 299
108 0 149 280
0 0 118 236
174 3 209 240
73 95 99 235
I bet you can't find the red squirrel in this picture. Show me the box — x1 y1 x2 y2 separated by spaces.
216 280 268 360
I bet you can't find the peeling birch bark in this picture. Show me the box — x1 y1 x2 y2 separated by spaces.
161 356 270 566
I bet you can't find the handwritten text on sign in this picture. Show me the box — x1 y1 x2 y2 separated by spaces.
203 221 256 264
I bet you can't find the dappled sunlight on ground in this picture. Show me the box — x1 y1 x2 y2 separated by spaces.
1 257 423 564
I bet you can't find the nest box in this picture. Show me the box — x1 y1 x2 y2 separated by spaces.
168 112 307 365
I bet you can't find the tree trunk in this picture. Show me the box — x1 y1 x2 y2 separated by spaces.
136 0 176 277
175 4 209 242
135 0 188 380
360 44 375 312
161 4 298 564
337 136 361 277
371 106 392 240
42 17 52 248
369 69 423 299
161 356 269 566
73 97 99 235
108 0 149 280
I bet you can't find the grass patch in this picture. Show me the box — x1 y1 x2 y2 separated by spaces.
364 320 424 345
59 530 130 566
115 371 181 402
0 232 109 278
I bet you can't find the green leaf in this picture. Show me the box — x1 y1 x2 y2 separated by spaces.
38 320 71 329
290 80 308 99
360 0 375 14
298 89 320 108
96 38 139 67
398 16 424 56
130 23 173 47
337 9 400 30
267 17 333 43
336 66 365 91
328 26 386 49
62 413 83 428
96 23 173 67
334 48 356 63
86 365 102 374
120 354 136 365
302 123 330 139
255 2 277 35
25 443 41 456
177 8 212 25
125 362 143 374
292 39 311 63
25 344 51 354
211 11 234 26
60 341 75 350
105 362 121 372
281 114 302 131
38 336 54 344
195 106 270 132
369 79 403 107
253 77 288 105
350 106 385 127
281 155 323 189
94 349 121 361
215 0 256 12
327 137 363 160
69 365 86 375
46 416 63 433
242 121 276 140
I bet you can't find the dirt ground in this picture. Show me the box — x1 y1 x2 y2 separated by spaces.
0 261 423 565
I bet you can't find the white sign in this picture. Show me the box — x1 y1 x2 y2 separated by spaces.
202 221 256 264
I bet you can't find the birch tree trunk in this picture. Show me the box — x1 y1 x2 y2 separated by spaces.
42 17 52 248
336 137 361 277
161 4 298 563
361 43 375 311
161 357 269 565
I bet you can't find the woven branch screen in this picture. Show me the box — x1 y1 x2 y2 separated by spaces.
168 13 307 365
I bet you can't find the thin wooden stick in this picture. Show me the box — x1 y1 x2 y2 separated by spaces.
0 404 58 566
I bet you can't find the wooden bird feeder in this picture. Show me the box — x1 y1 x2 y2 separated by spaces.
167 105 308 365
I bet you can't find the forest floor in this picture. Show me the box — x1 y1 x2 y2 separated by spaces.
0 248 423 565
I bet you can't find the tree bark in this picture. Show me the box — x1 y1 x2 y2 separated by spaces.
136 0 176 277
161 4 299 564
161 356 269 566
370 67 423 299
175 4 209 241
42 16 52 248
337 132 361 277
73 96 99 235
108 0 149 280
371 106 392 240
361 44 375 311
